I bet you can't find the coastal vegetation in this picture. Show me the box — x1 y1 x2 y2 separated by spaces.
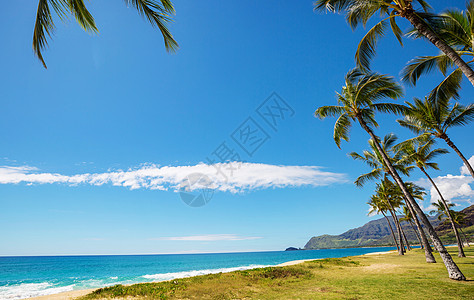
25 0 474 296
304 205 474 249
80 247 474 299
314 0 474 280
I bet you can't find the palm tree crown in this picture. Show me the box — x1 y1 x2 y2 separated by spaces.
398 136 449 172
399 97 474 138
349 134 413 187
314 69 405 148
430 200 456 221
314 0 430 71
402 0 474 86
314 0 474 86
398 94 474 178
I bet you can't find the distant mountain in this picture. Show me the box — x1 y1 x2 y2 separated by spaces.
435 205 474 233
304 205 474 250
304 214 440 250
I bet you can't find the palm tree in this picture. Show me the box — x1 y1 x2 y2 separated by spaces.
33 0 178 68
400 205 423 248
398 96 474 179
402 1 474 88
430 201 468 254
350 135 435 259
397 182 434 253
368 194 400 251
349 134 412 187
400 137 465 257
314 0 474 86
315 69 465 280
451 211 472 247
375 177 406 255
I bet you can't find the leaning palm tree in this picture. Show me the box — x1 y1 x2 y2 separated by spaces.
402 1 474 88
451 211 472 247
376 177 408 254
314 0 474 86
368 194 399 251
400 205 423 248
397 182 434 253
398 96 474 179
315 69 465 280
399 137 465 257
34 0 178 68
350 135 435 259
430 200 469 252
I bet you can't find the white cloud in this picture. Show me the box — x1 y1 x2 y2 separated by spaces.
151 234 262 241
417 155 474 208
0 162 347 193
460 156 474 176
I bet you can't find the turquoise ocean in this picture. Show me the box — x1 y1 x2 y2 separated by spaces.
0 246 395 299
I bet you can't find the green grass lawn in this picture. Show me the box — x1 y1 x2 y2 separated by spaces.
80 247 474 299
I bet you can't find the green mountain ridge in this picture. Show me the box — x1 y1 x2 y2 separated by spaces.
304 205 474 249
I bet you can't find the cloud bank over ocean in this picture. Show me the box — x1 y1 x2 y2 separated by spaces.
0 162 348 193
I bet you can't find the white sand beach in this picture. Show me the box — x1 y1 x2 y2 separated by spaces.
26 289 95 300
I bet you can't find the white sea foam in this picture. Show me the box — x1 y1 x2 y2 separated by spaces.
0 265 271 299
142 264 270 281
0 282 75 300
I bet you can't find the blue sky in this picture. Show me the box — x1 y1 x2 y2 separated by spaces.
0 0 473 256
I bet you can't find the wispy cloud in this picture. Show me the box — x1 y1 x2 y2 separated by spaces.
0 162 347 193
151 234 263 241
417 155 474 209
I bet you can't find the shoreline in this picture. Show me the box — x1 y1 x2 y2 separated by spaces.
25 249 396 300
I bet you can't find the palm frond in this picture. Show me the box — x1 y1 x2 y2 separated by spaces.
355 19 387 71
33 0 57 68
414 0 432 13
124 0 178 52
67 0 98 32
355 169 381 187
371 103 408 115
359 108 379 128
425 148 449 161
445 103 474 128
389 10 403 46
401 54 455 86
427 69 463 104
333 113 351 148
314 105 346 119
441 9 471 48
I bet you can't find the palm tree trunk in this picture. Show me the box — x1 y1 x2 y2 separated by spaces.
459 228 471 247
401 224 412 251
388 206 404 255
405 198 437 262
439 133 474 179
403 9 474 86
382 211 399 251
357 116 465 280
420 167 465 257
408 220 423 248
